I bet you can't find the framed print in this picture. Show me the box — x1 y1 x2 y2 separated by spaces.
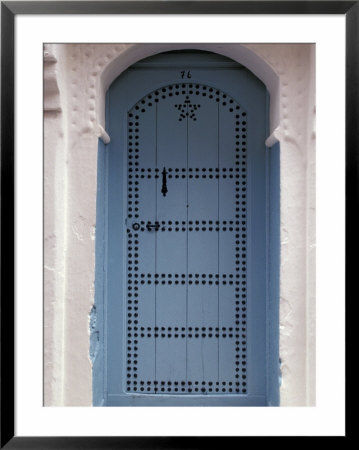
1 1 355 446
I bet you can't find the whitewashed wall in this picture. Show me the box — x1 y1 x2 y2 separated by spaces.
44 43 316 406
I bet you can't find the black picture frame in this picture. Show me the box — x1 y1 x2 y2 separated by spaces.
1 1 355 447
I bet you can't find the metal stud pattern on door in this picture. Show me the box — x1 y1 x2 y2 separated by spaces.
126 83 248 395
97 51 278 407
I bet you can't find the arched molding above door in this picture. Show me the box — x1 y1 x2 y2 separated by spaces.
97 43 280 141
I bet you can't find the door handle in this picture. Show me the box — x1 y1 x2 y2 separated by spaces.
146 221 160 231
132 222 140 231
161 167 168 197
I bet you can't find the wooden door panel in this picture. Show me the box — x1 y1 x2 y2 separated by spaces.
103 52 272 406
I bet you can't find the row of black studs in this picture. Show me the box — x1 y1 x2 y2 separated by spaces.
129 273 247 286
235 111 247 384
131 379 246 386
128 156 247 169
133 225 245 232
129 384 247 394
127 331 244 339
130 326 247 334
129 173 245 180
138 220 243 225
131 279 246 286
129 83 247 116
127 109 141 389
128 168 246 179
135 272 244 278
127 111 140 219
130 167 245 172
130 385 247 394
127 157 246 169
137 326 242 332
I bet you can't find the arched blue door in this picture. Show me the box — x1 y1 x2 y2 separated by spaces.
95 51 279 406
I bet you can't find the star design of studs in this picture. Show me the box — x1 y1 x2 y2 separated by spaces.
175 95 201 122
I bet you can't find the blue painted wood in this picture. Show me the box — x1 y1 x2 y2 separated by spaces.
94 51 279 406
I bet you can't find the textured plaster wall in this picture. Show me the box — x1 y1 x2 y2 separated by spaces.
44 43 315 406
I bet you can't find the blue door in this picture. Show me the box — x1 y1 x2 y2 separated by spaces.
96 51 278 406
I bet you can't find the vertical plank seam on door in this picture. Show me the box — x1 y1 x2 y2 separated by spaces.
217 102 220 382
185 84 189 385
154 102 158 388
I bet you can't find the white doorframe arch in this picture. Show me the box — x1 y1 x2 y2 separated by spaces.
96 44 280 143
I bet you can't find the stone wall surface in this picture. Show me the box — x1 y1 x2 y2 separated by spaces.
44 43 316 406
